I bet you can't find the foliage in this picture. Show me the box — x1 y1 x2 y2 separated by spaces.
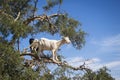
0 0 33 44
81 67 115 80
43 0 63 11
0 38 40 80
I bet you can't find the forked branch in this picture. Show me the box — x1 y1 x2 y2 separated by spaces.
20 52 90 72
23 13 63 25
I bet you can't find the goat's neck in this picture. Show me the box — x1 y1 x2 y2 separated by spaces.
57 39 65 47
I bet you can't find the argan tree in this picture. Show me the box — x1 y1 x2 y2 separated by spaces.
0 0 115 80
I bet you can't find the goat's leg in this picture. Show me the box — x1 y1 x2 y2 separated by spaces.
52 50 56 62
37 47 42 59
52 50 61 63
55 51 59 61
38 51 45 59
38 52 41 60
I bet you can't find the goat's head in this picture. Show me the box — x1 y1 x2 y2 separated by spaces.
29 38 35 44
29 38 39 52
29 38 39 44
62 36 71 44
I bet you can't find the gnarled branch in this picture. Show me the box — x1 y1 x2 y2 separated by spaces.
20 52 90 72
23 13 63 25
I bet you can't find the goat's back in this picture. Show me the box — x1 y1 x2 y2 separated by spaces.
39 38 58 50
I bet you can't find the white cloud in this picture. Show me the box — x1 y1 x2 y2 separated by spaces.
66 57 120 71
105 61 120 69
65 57 120 80
91 34 120 47
65 57 85 66
116 78 120 80
89 61 120 71
100 34 120 47
65 57 101 67
91 34 120 53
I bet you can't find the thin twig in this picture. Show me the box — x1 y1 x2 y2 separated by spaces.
14 12 21 22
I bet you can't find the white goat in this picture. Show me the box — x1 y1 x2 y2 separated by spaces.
37 37 71 63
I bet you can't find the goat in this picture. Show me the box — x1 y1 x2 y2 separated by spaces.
37 37 71 63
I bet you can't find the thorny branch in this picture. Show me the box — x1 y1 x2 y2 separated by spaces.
20 52 90 72
23 13 63 25
0 10 62 25
23 13 64 34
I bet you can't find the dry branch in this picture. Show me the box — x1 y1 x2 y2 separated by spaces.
20 52 90 72
23 13 63 25
14 12 21 22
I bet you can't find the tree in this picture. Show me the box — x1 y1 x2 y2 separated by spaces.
0 0 115 80
0 0 87 79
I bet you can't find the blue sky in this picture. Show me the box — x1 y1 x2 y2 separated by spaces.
20 0 120 79
60 0 120 79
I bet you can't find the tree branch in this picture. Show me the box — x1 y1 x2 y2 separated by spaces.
14 12 21 22
20 52 90 72
23 13 63 25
